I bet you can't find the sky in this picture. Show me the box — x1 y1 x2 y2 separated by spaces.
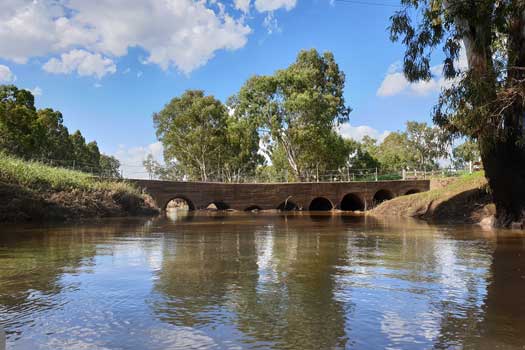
0 0 456 177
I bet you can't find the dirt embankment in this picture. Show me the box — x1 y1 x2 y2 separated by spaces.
370 172 496 225
0 181 158 222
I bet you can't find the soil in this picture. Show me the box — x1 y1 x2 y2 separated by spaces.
370 175 498 225
0 181 158 222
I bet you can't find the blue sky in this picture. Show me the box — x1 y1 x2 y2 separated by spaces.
0 0 452 176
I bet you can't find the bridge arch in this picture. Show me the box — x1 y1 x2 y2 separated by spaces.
340 193 365 211
277 200 299 211
205 201 229 210
164 196 195 211
405 189 420 195
245 205 262 212
373 189 394 205
309 197 333 211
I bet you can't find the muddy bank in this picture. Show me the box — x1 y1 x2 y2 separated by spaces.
0 181 158 222
370 173 501 226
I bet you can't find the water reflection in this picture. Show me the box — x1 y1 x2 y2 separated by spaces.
0 214 524 349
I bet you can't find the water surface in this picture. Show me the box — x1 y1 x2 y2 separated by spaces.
1 212 524 349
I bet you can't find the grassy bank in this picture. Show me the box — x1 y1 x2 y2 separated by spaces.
0 154 158 222
371 172 494 224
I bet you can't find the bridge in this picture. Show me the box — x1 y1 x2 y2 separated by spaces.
129 179 430 211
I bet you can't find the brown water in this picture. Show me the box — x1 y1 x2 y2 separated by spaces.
1 212 525 350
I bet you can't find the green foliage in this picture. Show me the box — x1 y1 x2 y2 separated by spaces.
389 0 524 144
0 152 137 194
99 154 122 178
153 90 262 181
231 49 351 180
405 121 449 170
452 139 480 168
374 132 415 171
345 137 381 170
0 84 121 177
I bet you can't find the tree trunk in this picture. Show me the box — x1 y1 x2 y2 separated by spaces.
480 133 525 227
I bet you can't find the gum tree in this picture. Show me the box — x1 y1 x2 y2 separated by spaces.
390 0 525 227
232 49 351 181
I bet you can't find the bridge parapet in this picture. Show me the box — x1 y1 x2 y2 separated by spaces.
129 179 430 212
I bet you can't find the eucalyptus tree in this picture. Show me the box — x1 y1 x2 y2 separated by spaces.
154 90 262 182
452 139 480 168
232 49 351 181
153 90 228 181
389 1 525 226
405 121 449 170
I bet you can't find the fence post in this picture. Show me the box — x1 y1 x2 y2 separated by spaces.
402 169 406 180
375 168 378 181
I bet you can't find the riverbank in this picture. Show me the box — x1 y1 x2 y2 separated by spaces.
370 172 496 225
0 154 158 222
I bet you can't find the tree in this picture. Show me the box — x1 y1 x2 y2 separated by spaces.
143 154 157 180
154 90 228 181
232 49 351 180
0 85 37 157
33 108 72 161
405 121 449 170
222 103 265 181
374 132 415 171
389 1 525 226
99 154 121 178
344 138 381 170
452 140 480 169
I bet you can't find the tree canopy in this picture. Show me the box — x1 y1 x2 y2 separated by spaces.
231 49 351 180
389 0 525 226
0 85 121 177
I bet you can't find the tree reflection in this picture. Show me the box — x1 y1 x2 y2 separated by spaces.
151 218 351 348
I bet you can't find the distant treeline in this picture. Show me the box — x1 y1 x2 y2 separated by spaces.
0 85 120 177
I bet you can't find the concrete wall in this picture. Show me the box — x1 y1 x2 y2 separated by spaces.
130 179 430 211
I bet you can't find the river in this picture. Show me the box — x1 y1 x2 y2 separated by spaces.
1 212 524 349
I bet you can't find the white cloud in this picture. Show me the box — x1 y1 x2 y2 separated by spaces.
0 0 252 75
28 86 43 96
43 49 117 79
114 142 164 179
0 64 16 83
338 123 390 142
235 0 251 13
262 12 282 34
255 0 297 12
377 50 468 97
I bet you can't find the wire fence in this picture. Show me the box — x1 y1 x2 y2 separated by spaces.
16 155 478 183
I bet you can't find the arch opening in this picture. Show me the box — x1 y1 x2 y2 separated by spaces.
245 205 262 212
309 197 333 211
340 193 365 211
206 201 229 211
277 200 299 211
405 189 420 195
373 189 394 206
165 197 195 211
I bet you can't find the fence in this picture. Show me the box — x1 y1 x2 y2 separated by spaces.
11 155 477 183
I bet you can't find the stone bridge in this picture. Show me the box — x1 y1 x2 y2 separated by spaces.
129 179 430 211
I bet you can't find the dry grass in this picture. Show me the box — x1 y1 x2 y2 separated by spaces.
370 172 491 222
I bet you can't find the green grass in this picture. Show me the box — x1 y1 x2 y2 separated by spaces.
371 171 488 217
0 153 140 195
